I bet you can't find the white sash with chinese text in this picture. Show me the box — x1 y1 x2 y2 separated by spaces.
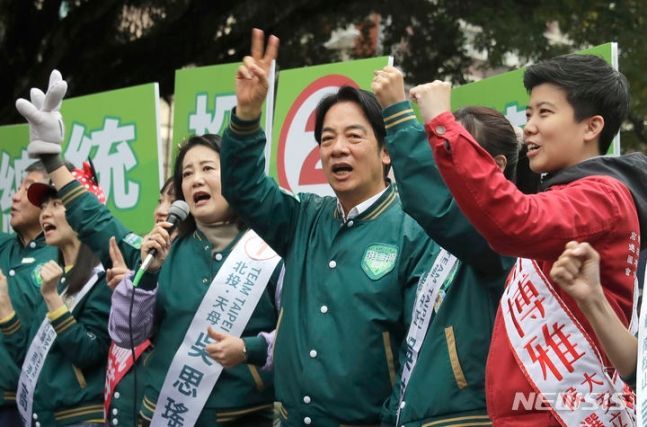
502 258 635 426
17 266 103 425
396 248 459 423
151 230 280 427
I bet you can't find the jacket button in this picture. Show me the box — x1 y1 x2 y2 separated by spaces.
303 395 311 404
33 413 38 420
114 391 120 399
328 260 336 269
9 269 15 276
320 305 328 314
214 253 223 261
347 220 354 227
29 241 36 248
304 417 312 425
112 408 118 415
309 349 317 358
436 125 446 135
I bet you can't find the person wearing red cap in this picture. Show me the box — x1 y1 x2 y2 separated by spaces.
0 168 111 426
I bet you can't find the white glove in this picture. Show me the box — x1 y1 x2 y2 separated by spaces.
15 70 68 158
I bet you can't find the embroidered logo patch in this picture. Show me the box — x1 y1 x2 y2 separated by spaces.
123 233 143 250
361 244 398 280
31 263 45 287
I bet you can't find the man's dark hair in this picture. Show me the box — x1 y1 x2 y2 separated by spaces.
314 86 390 177
523 54 629 154
24 160 47 175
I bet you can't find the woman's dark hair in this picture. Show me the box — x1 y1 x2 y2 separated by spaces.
172 134 244 236
455 106 539 194
63 242 101 296
160 177 175 197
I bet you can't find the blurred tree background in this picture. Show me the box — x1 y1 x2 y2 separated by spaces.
1 0 645 152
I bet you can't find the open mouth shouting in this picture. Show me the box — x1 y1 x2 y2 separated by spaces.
331 162 353 180
192 191 212 207
42 222 57 236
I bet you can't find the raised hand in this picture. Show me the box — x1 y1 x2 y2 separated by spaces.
39 260 64 298
371 66 407 108
235 28 279 120
550 241 604 306
206 327 247 368
15 70 68 158
107 237 130 290
409 80 452 123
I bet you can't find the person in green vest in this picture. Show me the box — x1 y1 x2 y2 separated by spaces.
0 161 57 427
0 172 111 426
219 29 438 426
370 66 540 426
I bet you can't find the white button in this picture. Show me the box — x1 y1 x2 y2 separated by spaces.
204 245 209 250
304 417 312 425
33 413 38 420
309 349 317 358
29 242 36 248
112 408 118 415
112 419 119 426
436 125 446 135
328 260 336 269
114 391 120 399
303 395 311 404
320 305 328 314
61 277 66 283
400 400 406 409
202 278 208 284
35 422 41 427
9 269 15 277
215 253 223 261
347 220 354 227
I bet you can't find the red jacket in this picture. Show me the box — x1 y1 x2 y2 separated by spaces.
426 112 640 426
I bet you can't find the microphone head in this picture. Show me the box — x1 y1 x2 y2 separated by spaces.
168 200 190 223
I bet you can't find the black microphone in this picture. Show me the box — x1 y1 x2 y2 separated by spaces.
133 200 189 285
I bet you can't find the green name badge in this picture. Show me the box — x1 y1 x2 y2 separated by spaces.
361 243 398 280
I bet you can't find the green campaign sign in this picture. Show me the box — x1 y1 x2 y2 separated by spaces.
271 56 391 196
172 62 276 173
1 83 163 235
0 124 31 233
451 43 618 154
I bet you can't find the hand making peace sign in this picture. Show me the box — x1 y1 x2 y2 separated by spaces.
235 28 279 121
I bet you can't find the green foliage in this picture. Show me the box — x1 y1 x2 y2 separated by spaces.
1 0 644 152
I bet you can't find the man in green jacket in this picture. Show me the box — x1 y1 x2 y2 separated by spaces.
220 29 438 426
0 161 57 426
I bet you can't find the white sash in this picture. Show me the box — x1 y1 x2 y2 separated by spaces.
397 248 459 423
502 258 635 426
637 257 647 426
151 230 280 426
17 266 103 425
